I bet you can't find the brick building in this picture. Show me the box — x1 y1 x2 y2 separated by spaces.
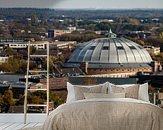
40 77 68 101
64 30 162 77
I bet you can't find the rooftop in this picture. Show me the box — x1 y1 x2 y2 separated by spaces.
0 113 46 129
67 37 152 65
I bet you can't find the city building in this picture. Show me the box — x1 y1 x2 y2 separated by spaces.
0 51 9 64
48 29 65 38
67 26 76 32
144 45 160 55
127 31 152 39
48 28 77 38
8 41 48 50
0 55 8 64
40 77 68 101
64 30 162 77
51 41 77 49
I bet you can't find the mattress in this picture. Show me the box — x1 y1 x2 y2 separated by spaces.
42 98 163 130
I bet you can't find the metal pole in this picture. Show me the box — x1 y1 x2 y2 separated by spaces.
24 41 30 124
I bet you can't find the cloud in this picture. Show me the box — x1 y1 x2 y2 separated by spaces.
54 0 163 9
0 0 64 8
0 0 162 9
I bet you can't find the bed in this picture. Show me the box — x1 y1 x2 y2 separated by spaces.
41 82 163 130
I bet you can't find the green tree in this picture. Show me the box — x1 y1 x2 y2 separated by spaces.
31 14 38 26
6 47 14 56
0 57 21 73
95 22 111 31
30 45 36 54
49 91 64 107
27 91 64 108
56 31 102 42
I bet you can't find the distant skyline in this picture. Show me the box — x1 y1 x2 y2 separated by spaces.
0 0 163 9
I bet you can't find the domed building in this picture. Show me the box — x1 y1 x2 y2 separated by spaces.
64 30 160 77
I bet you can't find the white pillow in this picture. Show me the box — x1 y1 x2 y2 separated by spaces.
107 83 136 92
84 92 126 99
138 83 149 102
116 84 137 88
66 82 109 103
66 82 75 103
107 82 136 92
108 82 149 102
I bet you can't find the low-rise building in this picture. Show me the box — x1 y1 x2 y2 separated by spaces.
8 41 48 50
0 52 9 64
51 41 77 49
0 56 8 64
64 31 160 77
144 46 160 55
40 77 68 101
67 26 76 32
48 29 65 38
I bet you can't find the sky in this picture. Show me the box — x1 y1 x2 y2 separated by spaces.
0 0 163 9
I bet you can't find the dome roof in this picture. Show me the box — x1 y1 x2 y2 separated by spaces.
67 37 152 64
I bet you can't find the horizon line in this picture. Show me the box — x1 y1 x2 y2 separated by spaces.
0 7 163 10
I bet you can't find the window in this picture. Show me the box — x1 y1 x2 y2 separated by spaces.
103 46 109 50
89 46 95 50
117 46 124 50
129 46 136 49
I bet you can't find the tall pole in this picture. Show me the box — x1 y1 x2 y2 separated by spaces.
24 41 30 124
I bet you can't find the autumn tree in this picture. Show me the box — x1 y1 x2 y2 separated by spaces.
136 40 145 46
0 57 27 73
0 87 15 113
49 91 64 107
27 91 64 108
0 94 3 109
83 77 97 85
3 87 15 106
55 31 102 42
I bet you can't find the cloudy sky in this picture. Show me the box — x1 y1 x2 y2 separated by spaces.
0 0 163 9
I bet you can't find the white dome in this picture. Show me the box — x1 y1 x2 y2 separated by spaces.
68 37 152 64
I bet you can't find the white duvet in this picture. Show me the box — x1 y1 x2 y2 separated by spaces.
41 98 163 130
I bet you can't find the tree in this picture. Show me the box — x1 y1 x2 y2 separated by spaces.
31 14 39 26
0 94 3 109
30 45 36 54
136 40 145 46
83 77 97 85
27 91 64 109
1 57 19 73
49 91 64 107
3 87 15 106
1 87 15 113
55 31 102 42
95 22 111 31
6 47 14 56
128 18 140 25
